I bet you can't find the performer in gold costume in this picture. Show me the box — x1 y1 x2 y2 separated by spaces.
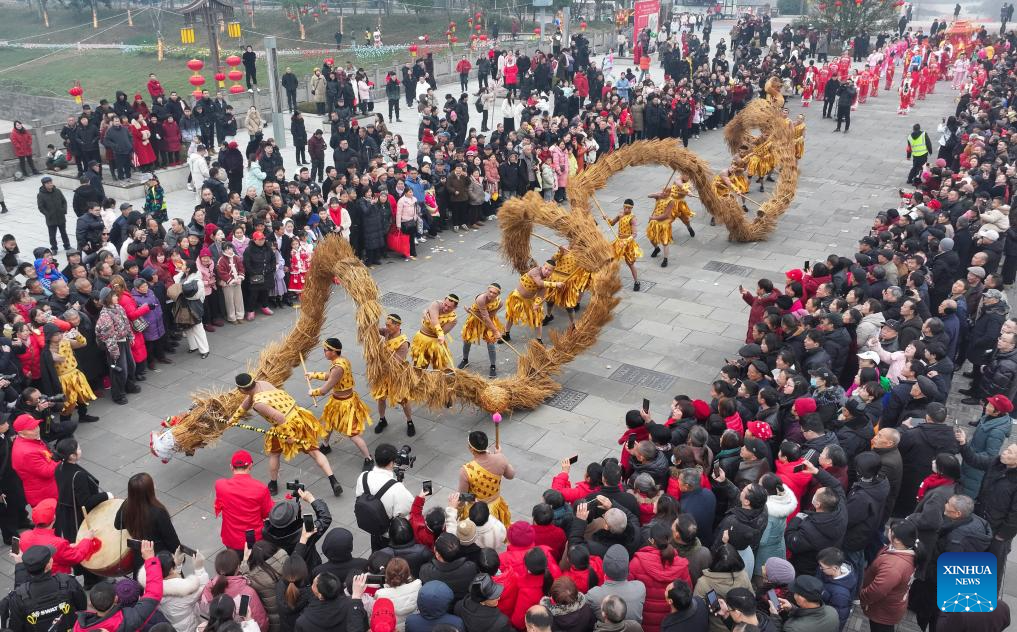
410 295 459 370
608 199 643 291
503 261 560 345
42 323 98 423
372 314 415 437
458 284 503 378
793 114 806 160
746 138 776 193
228 373 339 496
307 337 373 469
543 245 591 328
458 430 515 529
647 178 696 268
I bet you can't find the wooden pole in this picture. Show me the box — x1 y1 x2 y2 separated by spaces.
299 352 319 407
590 193 619 238
532 233 566 250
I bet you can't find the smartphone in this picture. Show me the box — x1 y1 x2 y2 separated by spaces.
705 589 720 613
238 594 250 618
803 260 811 271
245 529 256 549
793 463 807 473
302 514 314 532
127 538 142 551
568 454 580 465
179 544 197 557
642 398 650 414
460 492 476 503
767 589 780 613
422 480 433 496
365 573 386 585
11 536 19 556
712 462 722 477
626 435 637 449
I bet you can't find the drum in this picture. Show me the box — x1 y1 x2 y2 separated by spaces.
77 498 134 577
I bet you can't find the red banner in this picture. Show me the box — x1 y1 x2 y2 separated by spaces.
633 0 660 44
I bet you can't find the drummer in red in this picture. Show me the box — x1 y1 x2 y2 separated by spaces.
18 497 101 574
10 414 58 508
213 449 274 554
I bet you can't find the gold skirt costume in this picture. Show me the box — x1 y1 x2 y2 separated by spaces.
731 173 750 194
459 460 512 528
410 311 457 370
505 290 542 329
794 123 806 160
251 389 326 460
746 142 775 177
646 219 675 246
462 297 503 344
713 175 732 197
546 251 589 309
310 357 373 436
56 338 95 414
371 334 411 404
612 237 643 264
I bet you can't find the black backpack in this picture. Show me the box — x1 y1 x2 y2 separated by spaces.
11 575 76 632
354 472 398 536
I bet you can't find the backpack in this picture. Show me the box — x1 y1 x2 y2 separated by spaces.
354 472 398 535
11 575 76 632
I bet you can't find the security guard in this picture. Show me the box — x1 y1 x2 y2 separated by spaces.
905 123 931 184
6 545 87 632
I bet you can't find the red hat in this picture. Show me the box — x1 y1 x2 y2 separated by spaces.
199 247 212 258
692 399 711 422
928 199 942 210
507 521 535 547
793 397 818 417
13 414 41 433
785 268 804 282
747 421 773 441
252 231 265 240
371 598 397 632
231 449 254 468
986 394 1014 414
31 498 57 526
134 93 143 101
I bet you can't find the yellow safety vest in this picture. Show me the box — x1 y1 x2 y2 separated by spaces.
909 133 929 157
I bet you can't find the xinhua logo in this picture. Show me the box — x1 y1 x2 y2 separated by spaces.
937 552 997 612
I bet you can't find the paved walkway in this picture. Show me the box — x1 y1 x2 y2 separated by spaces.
0 19 1013 624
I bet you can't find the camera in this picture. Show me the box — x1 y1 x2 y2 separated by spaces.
393 445 415 482
40 394 65 404
285 479 305 493
0 374 17 382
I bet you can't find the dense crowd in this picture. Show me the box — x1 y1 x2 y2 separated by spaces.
0 8 1017 632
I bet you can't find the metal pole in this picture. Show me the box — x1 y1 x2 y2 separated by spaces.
206 5 222 74
263 35 286 147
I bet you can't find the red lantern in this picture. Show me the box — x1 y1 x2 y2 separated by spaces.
228 69 243 81
324 57 334 65
450 35 458 43
191 89 203 98
189 74 206 87
580 21 587 31
312 11 319 18
479 34 488 41
474 24 481 31
186 58 204 72
855 0 861 4
229 85 245 94
409 43 418 57
534 27 541 35
474 11 481 19
215 71 226 88
470 34 478 41
449 21 456 32
226 55 242 67
68 85 83 104
834 1 842 6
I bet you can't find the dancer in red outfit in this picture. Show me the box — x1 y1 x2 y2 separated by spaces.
885 58 896 90
898 75 912 115
857 70 870 105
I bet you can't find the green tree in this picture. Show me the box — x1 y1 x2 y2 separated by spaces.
795 0 900 37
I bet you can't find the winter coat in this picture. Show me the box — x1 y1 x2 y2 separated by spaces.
628 548 692 632
138 562 209 632
162 119 182 152
243 242 275 289
860 546 916 624
361 201 391 250
499 571 548 631
37 186 68 227
740 289 780 343
754 488 797 574
75 211 105 252
896 422 959 515
419 556 477 605
540 595 597 632
10 127 34 157
692 570 753 632
959 442 1017 540
74 557 164 632
295 593 368 632
586 545 645 622
241 548 287 632
374 579 422 630
784 469 847 576
380 541 433 578
116 290 150 363
200 574 270 631
966 302 1007 363
712 480 767 550
960 413 1012 496
406 582 463 632
909 479 961 577
102 125 134 155
817 566 857 629
979 348 1017 400
12 436 58 507
855 312 886 347
131 287 165 342
844 476 890 551
779 604 840 632
455 596 511 632
310 74 327 104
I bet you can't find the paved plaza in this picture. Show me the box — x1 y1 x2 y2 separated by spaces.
0 20 1014 626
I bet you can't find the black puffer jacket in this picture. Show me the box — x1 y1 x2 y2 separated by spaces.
960 442 1017 540
895 422 959 516
455 597 512 632
712 479 768 550
966 301 1007 363
785 468 847 575
980 347 1017 399
419 556 478 604
312 528 369 585
843 475 890 551
243 241 275 289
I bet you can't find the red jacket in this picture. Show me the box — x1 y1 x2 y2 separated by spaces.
10 128 34 158
409 495 438 550
740 289 780 343
12 437 58 507
147 79 165 99
116 291 150 363
562 555 604 593
551 472 601 503
499 570 550 630
456 59 473 73
532 523 566 563
628 548 693 632
860 546 917 624
618 426 650 474
574 73 590 97
19 527 100 574
214 472 274 551
775 459 811 523
724 413 744 436
499 543 561 579
75 556 164 632
665 470 712 500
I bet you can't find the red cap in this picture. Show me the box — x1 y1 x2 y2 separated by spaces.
793 397 818 417
371 598 397 632
747 421 773 441
231 449 254 468
692 399 711 422
13 414 41 433
987 394 1014 414
32 498 57 526
199 247 212 258
252 231 265 240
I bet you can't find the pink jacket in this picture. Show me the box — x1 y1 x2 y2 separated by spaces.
396 195 418 223
200 575 268 631
550 145 569 187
